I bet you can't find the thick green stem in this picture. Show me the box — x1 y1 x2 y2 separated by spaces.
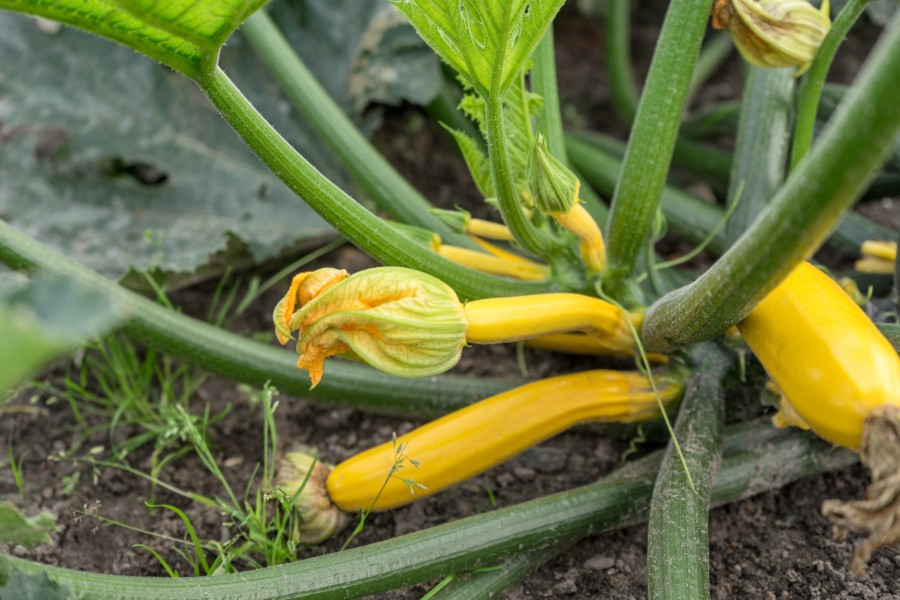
726 67 794 245
647 345 728 600
197 67 557 300
566 136 728 254
603 0 715 293
790 0 871 170
485 13 554 259
240 12 472 248
0 422 854 599
606 0 639 122
641 15 900 352
0 220 516 418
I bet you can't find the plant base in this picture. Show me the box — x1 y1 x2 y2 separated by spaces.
277 449 349 544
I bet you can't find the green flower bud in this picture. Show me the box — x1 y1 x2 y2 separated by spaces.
274 267 468 387
712 0 831 75
527 134 580 215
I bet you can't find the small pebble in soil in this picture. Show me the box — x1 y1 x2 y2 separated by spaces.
583 554 616 571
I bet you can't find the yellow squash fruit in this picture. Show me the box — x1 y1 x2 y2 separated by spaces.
289 369 680 520
737 261 900 449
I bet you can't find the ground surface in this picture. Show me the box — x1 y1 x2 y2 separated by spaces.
3 4 900 599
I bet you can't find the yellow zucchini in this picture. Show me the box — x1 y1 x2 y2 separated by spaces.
325 369 682 512
737 261 900 449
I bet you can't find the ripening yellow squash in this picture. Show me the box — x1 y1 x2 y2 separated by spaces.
325 369 682 512
737 262 900 449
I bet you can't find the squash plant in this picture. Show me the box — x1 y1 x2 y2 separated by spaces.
0 0 899 597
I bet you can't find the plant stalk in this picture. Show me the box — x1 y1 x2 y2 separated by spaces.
603 0 716 295
790 0 871 170
197 67 557 300
725 67 794 245
240 12 473 249
641 16 900 352
647 344 728 599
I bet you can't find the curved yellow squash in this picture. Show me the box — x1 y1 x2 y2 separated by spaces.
738 262 900 449
326 369 681 512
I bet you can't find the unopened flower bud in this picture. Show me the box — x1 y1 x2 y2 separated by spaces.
712 0 831 75
274 267 468 387
528 134 579 215
527 135 606 271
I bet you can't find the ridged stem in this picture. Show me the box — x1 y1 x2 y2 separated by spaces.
197 67 557 300
641 16 900 352
725 67 794 245
240 12 473 249
603 0 715 294
0 422 855 599
647 344 728 599
790 0 871 170
0 219 515 418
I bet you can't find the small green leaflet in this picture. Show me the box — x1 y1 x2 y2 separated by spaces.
393 0 565 96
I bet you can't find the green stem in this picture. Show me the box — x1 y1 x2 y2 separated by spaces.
197 67 556 300
604 0 716 292
725 67 794 245
240 12 473 249
485 13 554 259
0 422 854 599
606 0 639 122
790 0 871 170
641 15 900 352
0 219 516 418
647 344 728 600
566 136 728 254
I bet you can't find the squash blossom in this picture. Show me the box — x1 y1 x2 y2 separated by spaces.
275 267 642 386
274 267 468 388
528 135 606 271
712 0 831 75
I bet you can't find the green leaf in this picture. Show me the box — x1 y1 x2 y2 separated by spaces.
444 127 495 198
0 13 336 278
346 6 444 112
0 0 268 79
393 0 564 96
0 275 122 393
0 567 70 600
0 502 56 549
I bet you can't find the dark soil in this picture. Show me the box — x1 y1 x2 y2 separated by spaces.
3 4 900 599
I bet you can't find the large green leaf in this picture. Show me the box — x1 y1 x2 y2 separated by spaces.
0 0 268 79
266 0 442 120
0 12 337 278
0 275 122 393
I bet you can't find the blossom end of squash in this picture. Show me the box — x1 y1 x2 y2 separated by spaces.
822 404 900 577
276 449 349 544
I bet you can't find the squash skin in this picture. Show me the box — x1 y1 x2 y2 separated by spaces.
326 369 681 512
737 262 900 449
